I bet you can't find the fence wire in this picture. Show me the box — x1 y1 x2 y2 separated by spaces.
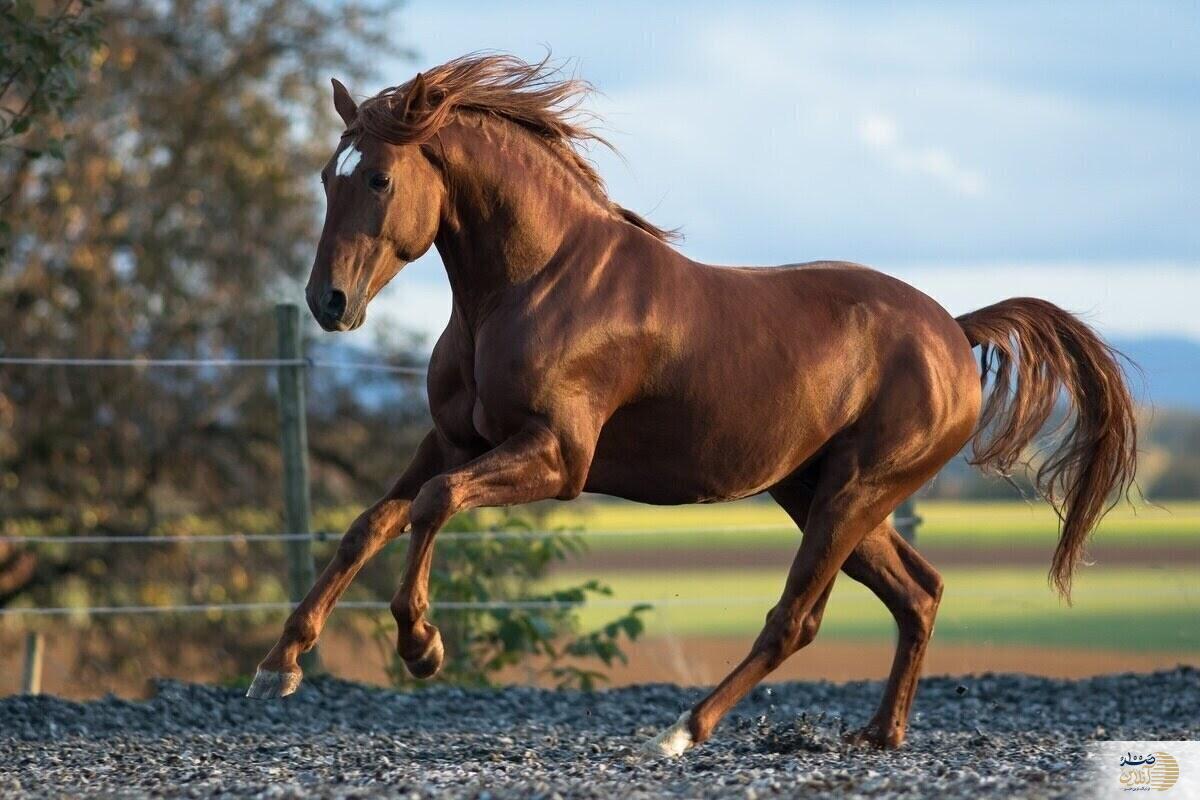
0 351 975 625
0 352 791 620
0 524 800 546
0 355 426 376
4 585 1191 618
0 596 784 618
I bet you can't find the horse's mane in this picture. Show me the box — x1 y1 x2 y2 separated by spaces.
352 53 679 243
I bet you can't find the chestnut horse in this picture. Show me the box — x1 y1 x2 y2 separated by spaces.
247 55 1137 756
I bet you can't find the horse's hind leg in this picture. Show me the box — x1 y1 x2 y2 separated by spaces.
643 455 912 757
761 483 944 748
645 577 836 758
841 524 943 748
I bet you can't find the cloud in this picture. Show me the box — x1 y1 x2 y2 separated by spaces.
353 1 1200 344
856 113 987 197
857 114 899 149
386 3 1199 266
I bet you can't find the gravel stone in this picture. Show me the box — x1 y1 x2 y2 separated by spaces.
1 667 1196 798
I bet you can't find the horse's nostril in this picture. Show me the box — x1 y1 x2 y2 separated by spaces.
323 289 347 321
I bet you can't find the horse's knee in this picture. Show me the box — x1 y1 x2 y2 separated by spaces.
336 519 373 560
338 499 409 560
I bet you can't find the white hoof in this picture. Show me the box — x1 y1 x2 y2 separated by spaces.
245 668 302 699
642 711 694 758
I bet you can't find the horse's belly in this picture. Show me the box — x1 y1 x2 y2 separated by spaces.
583 397 828 504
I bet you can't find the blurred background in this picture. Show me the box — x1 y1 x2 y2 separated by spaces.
0 0 1196 697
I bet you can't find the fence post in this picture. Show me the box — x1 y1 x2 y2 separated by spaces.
21 631 44 695
275 303 320 673
894 497 921 544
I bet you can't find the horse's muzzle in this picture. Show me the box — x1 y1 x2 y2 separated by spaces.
308 286 364 332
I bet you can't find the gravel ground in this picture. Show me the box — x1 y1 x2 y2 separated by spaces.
1 668 1197 798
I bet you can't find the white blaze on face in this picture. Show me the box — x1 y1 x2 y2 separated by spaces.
335 144 362 178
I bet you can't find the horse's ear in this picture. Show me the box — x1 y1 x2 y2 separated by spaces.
331 78 358 127
404 72 429 116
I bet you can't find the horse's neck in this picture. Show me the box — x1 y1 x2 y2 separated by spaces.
432 117 619 327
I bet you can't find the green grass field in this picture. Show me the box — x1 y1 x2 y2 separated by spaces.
483 498 1200 551
549 566 1200 652
510 498 1200 653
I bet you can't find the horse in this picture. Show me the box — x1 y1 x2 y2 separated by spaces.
246 54 1137 756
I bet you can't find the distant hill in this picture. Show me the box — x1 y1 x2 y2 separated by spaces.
1111 336 1200 411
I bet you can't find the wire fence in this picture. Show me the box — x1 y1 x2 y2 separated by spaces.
0 355 427 376
0 523 802 546
0 330 815 622
0 596 793 619
10 340 1187 617
0 522 804 618
0 506 933 618
7 306 1195 696
5 334 1194 627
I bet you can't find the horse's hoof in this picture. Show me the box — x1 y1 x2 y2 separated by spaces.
402 628 444 679
844 724 904 749
245 668 303 699
641 711 694 758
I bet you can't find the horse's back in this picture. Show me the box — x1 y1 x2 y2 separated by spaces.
583 256 978 504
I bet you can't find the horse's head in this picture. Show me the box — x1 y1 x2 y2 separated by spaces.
307 78 444 331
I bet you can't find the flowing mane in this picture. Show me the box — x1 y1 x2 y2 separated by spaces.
351 53 679 242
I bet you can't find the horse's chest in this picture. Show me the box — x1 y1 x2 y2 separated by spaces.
431 373 530 449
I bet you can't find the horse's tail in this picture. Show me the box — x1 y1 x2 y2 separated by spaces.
955 298 1138 599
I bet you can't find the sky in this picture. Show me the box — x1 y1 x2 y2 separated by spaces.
326 1 1199 351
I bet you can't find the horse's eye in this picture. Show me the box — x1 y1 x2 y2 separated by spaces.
368 172 391 191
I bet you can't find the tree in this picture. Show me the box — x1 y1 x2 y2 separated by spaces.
0 0 103 220
0 0 426 655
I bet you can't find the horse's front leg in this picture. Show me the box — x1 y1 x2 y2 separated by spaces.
391 422 587 678
247 431 452 698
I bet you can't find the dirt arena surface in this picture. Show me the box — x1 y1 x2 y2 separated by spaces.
2 668 1197 798
4 629 1194 700
594 637 1199 687
5 628 1196 700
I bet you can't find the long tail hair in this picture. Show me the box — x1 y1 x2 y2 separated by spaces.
956 298 1138 598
